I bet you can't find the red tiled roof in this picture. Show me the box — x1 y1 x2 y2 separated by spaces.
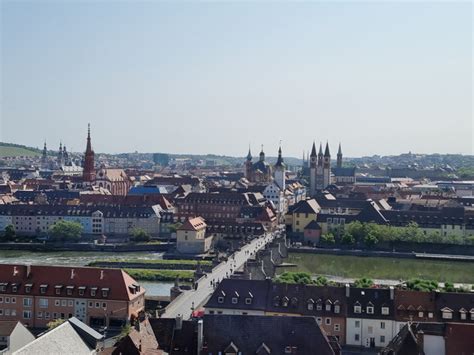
0 264 144 302
179 217 207 231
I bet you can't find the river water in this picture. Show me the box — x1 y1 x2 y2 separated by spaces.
0 250 172 296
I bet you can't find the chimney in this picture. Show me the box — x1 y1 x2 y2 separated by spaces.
197 319 204 354
100 270 104 280
13 266 18 277
345 283 350 297
26 265 32 278
175 314 182 330
390 286 394 300
70 269 75 280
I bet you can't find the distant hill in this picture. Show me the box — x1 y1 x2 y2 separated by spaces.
0 142 41 157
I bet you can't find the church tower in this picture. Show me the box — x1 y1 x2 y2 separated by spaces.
245 147 253 181
57 142 64 166
323 142 331 188
82 124 96 183
274 144 286 190
309 142 317 196
337 143 342 168
316 142 324 190
41 141 48 170
63 145 70 166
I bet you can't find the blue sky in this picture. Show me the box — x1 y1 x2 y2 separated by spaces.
1 1 472 157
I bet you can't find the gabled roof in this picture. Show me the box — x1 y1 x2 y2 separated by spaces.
178 217 207 231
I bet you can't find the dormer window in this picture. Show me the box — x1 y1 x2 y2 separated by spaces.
273 296 280 307
290 297 298 307
470 309 474 321
90 287 97 297
245 297 252 305
40 285 48 294
325 300 332 312
334 301 340 314
78 286 86 296
316 300 323 311
0 284 6 292
102 288 109 298
367 306 374 314
381 306 389 315
231 297 238 304
25 284 33 293
282 297 289 307
307 299 314 311
66 286 74 296
55 285 62 295
218 296 225 304
11 284 17 293
441 307 453 319
354 302 361 314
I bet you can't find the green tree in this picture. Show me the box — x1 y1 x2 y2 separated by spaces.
4 224 15 241
364 232 378 247
406 279 439 292
130 228 151 242
444 282 456 292
320 233 335 245
341 231 355 245
47 318 66 329
48 220 83 242
168 222 183 234
354 278 374 288
345 221 365 242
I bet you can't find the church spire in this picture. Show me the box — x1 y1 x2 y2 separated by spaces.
324 141 330 157
337 142 343 168
246 145 252 161
310 141 317 157
275 143 284 168
83 123 95 183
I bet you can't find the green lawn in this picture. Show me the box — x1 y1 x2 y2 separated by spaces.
0 145 40 157
281 253 474 283
124 269 194 281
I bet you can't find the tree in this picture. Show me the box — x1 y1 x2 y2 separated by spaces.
341 232 355 245
168 222 183 234
444 282 456 292
406 279 439 292
364 232 378 247
4 225 15 241
354 278 374 288
130 228 151 243
47 318 65 329
320 233 335 245
48 220 83 242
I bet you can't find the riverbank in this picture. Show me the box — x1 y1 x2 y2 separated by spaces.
0 242 172 252
88 259 212 271
279 253 474 283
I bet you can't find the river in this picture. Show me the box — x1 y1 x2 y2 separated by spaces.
0 250 173 296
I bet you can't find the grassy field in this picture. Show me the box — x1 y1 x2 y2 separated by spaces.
89 258 212 266
280 253 474 283
0 145 40 157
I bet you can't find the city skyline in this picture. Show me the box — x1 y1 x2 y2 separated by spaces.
1 1 472 157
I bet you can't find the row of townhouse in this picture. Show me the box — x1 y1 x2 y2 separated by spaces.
0 204 164 237
0 264 145 329
204 279 474 349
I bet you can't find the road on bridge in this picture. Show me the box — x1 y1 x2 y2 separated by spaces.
162 229 280 319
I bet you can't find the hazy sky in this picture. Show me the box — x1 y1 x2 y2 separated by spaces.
1 1 472 158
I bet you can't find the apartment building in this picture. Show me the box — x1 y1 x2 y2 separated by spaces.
0 264 145 329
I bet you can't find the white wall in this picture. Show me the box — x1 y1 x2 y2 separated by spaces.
423 334 445 355
346 318 396 348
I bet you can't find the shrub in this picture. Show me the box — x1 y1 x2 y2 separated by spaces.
48 220 83 242
354 278 374 288
130 228 151 243
406 278 439 292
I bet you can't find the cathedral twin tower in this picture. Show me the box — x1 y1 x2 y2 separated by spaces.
308 141 343 196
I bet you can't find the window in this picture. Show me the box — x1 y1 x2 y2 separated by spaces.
428 312 433 318
23 298 32 307
380 336 386 343
325 318 331 325
354 305 361 314
39 299 48 308
334 324 340 332
11 298 15 304
12 286 17 293
316 303 322 311
316 317 322 325
61 300 67 307
45 312 49 319
367 306 374 314
25 286 31 293
418 311 424 318
95 302 100 308
67 288 73 296
381 307 389 315
102 289 109 298
37 311 43 319
231 297 238 304
4 309 9 316
442 311 453 319
460 313 467 320
334 305 340 314
325 304 331 311
307 303 314 311
0 297 3 303
368 326 373 334
0 309 3 316
91 289 97 297
53 312 58 319
355 334 360 341
218 296 224 304
380 322 385 329
4 297 9 304
89 302 93 308
68 300 73 307
79 289 85 296
102 302 106 309
245 298 252 305
355 320 360 328
23 311 31 319
55 300 60 306
11 310 16 317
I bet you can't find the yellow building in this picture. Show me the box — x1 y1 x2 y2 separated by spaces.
285 199 321 234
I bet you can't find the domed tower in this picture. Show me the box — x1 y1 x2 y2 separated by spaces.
82 124 96 183
274 144 286 190
245 147 253 181
309 142 317 196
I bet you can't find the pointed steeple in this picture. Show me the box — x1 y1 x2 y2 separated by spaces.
337 142 343 168
246 146 252 161
310 141 317 157
275 143 284 168
86 123 92 152
259 144 265 162
324 142 330 157
337 143 342 155
318 142 323 157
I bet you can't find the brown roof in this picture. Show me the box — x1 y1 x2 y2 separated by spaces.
0 264 144 302
0 321 19 336
179 217 207 231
